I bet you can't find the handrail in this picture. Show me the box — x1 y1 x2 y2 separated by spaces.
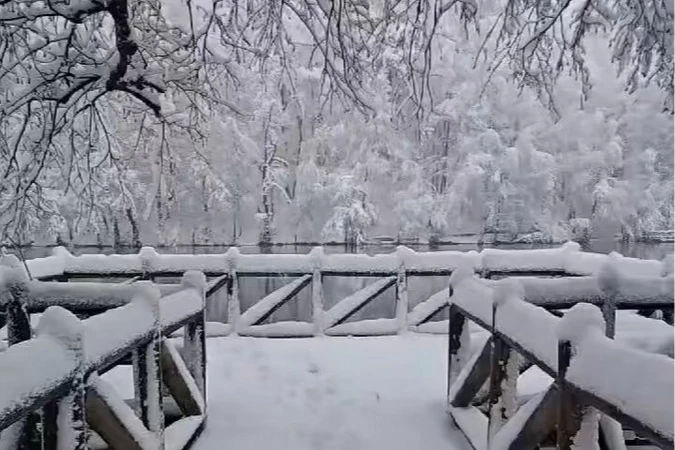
447 269 675 450
18 242 669 280
0 271 209 448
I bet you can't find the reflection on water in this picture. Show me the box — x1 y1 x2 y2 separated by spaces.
11 240 674 324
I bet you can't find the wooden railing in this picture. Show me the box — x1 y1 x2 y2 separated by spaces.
8 243 672 338
446 267 674 450
0 269 211 450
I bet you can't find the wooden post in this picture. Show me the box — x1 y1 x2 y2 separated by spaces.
395 263 408 333
227 271 240 334
447 299 467 402
182 272 207 402
556 340 583 450
132 284 164 448
38 307 88 450
311 269 323 336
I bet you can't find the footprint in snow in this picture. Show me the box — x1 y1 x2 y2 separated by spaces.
308 362 320 375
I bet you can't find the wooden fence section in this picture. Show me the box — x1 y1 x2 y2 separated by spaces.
6 244 672 338
0 271 210 450
446 269 674 450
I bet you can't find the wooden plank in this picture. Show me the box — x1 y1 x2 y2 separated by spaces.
164 416 206 450
447 303 467 400
206 274 229 298
557 340 583 450
448 405 488 450
491 385 558 450
487 335 513 437
450 336 492 407
86 387 145 450
323 276 396 329
161 340 203 416
239 275 312 327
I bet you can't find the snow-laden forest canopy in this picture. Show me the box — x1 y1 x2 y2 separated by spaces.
0 0 672 248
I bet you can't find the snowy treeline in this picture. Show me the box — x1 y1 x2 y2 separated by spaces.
0 0 672 247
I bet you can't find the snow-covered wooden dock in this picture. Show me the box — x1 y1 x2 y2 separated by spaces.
0 243 672 449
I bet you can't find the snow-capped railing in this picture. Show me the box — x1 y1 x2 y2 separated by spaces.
446 267 674 450
0 272 209 450
10 243 671 338
23 242 665 280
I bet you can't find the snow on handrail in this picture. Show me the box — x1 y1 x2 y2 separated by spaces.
21 242 666 280
0 272 208 433
561 305 675 444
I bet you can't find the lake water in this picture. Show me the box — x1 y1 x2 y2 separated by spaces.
11 240 674 324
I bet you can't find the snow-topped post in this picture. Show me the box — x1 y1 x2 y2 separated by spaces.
395 246 411 333
660 254 674 325
139 246 159 281
447 263 472 402
182 271 207 401
557 304 606 450
598 253 621 338
309 247 324 336
0 258 31 345
226 248 241 334
487 280 522 440
131 282 165 447
52 246 74 282
37 307 88 450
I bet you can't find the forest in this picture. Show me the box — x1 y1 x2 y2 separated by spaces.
0 0 672 248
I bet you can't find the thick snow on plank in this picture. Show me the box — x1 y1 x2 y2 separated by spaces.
64 254 143 274
495 293 560 373
160 288 204 330
24 251 68 279
165 416 204 450
412 320 449 334
25 281 136 311
615 312 674 357
515 277 603 306
408 289 448 325
450 275 494 326
395 247 469 273
320 253 399 273
89 375 159 449
480 242 580 273
325 318 399 336
239 275 311 327
566 333 674 440
83 301 156 368
323 276 396 329
238 321 315 338
0 337 76 428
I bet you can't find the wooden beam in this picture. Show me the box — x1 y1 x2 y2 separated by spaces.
447 303 467 400
161 340 204 417
491 385 558 450
450 336 492 408
324 276 397 329
86 387 145 450
557 340 583 450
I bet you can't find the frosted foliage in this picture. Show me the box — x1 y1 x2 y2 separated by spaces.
0 0 671 247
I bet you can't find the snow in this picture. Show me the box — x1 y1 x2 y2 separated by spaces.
89 374 159 450
323 276 396 330
407 288 448 325
515 276 604 307
0 337 76 426
447 405 488 450
26 281 136 311
82 301 156 368
566 332 675 441
159 286 205 331
170 322 232 338
165 416 204 450
36 306 83 352
239 275 312 327
450 275 494 326
557 303 605 344
448 334 490 403
189 335 471 450
480 242 580 273
571 408 600 450
325 318 399 336
238 321 316 338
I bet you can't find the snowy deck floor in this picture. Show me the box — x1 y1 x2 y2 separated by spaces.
106 334 472 450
